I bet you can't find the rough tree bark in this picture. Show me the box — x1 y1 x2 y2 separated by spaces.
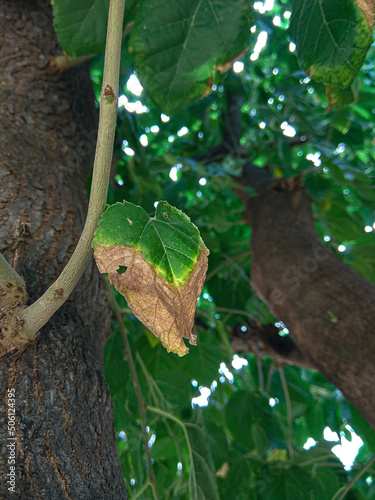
214 88 375 430
0 1 127 498
245 181 375 429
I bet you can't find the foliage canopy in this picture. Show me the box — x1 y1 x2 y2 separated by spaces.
51 0 375 498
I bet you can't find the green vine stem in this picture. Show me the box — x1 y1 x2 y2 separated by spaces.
105 282 161 500
147 406 195 481
8 0 126 342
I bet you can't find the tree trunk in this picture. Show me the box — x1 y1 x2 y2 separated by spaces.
0 1 127 498
245 183 375 429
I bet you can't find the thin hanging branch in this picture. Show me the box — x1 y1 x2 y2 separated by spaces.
105 282 160 500
135 351 187 486
279 368 294 457
147 405 195 484
4 0 126 346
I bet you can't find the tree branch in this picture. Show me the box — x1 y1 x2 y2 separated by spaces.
3 0 126 352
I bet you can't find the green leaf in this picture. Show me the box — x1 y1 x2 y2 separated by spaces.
327 86 356 108
220 451 263 500
93 201 209 356
305 402 327 440
225 391 254 450
349 244 375 282
52 0 138 56
345 404 375 449
178 331 223 387
204 421 230 470
186 422 220 500
52 0 110 57
111 391 132 431
258 464 315 500
323 205 363 242
259 455 342 500
151 436 178 461
290 442 342 469
129 0 252 114
290 0 373 87
290 446 342 499
153 370 192 410
225 391 284 450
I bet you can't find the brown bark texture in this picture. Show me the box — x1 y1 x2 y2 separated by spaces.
245 183 375 429
0 1 127 498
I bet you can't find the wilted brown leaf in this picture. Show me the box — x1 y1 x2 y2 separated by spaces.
95 245 209 356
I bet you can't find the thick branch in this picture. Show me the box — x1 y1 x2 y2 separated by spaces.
245 184 375 428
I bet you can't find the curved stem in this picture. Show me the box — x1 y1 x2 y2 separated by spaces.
147 406 194 476
16 0 126 339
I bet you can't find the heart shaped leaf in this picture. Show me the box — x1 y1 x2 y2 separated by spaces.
129 0 252 114
92 201 209 356
52 0 110 57
289 0 373 87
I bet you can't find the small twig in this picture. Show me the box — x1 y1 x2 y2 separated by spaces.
324 125 334 145
205 250 250 282
14 0 126 340
255 342 265 393
49 53 96 74
332 183 375 189
265 362 275 394
147 405 195 485
332 454 375 500
105 283 160 500
314 462 375 474
201 307 261 327
279 367 294 457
